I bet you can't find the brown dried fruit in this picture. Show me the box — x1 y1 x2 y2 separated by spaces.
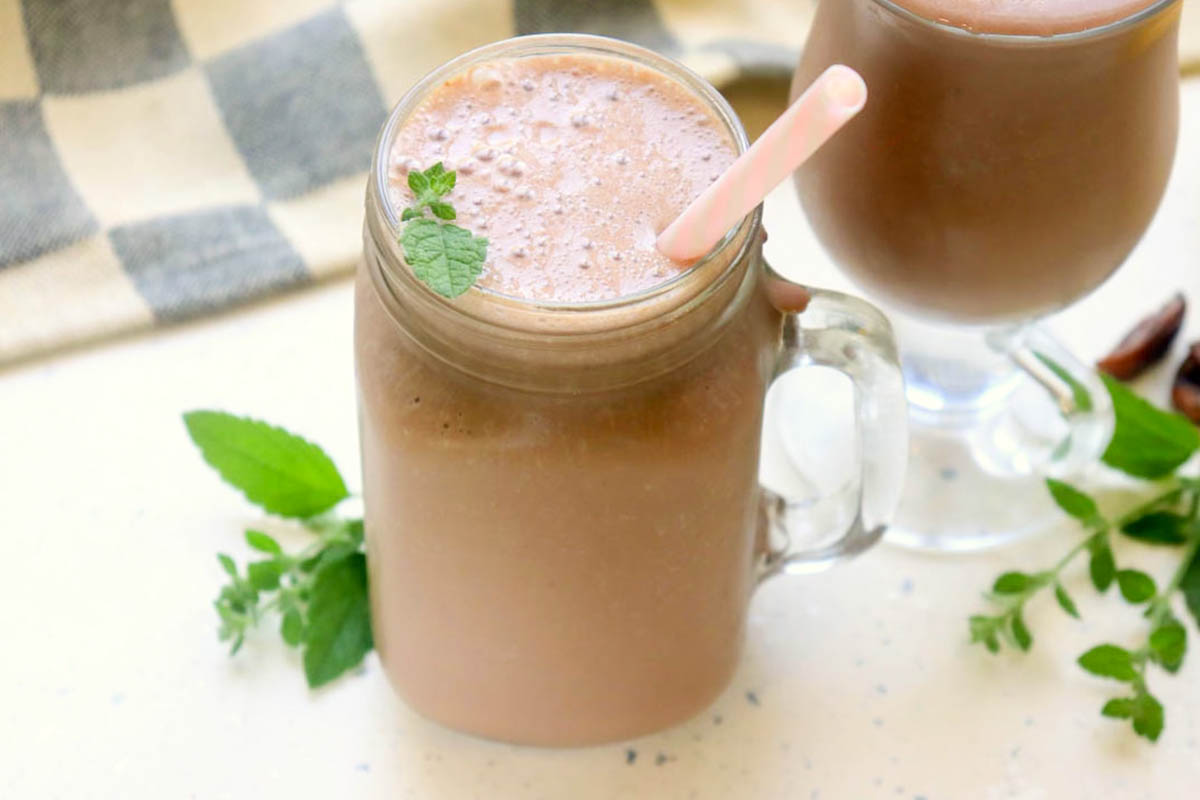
1172 343 1200 424
1097 293 1186 381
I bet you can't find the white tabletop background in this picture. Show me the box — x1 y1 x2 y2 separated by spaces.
2 82 1199 800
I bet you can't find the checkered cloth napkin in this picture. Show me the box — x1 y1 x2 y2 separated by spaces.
2 1 1197 366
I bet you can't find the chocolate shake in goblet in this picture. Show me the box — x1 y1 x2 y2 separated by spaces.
793 0 1182 549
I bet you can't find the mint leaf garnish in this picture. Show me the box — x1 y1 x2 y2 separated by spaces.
1078 645 1139 682
1102 375 1200 479
1121 511 1189 545
183 411 348 518
1046 479 1099 523
401 218 487 299
1148 618 1186 673
1116 570 1157 604
398 163 488 298
1054 583 1081 619
245 529 282 555
188 412 372 689
303 553 372 688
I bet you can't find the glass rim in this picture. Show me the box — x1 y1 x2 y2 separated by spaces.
870 0 1179 42
371 33 756 317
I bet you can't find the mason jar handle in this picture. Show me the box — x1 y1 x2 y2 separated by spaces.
757 265 909 580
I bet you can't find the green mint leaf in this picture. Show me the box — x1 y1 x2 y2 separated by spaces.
969 615 1001 653
1131 691 1165 742
299 542 358 576
1182 548 1200 631
430 201 457 220
1089 543 1117 592
1101 375 1200 479
1034 353 1094 413
1011 609 1033 652
245 529 282 555
303 553 373 688
1120 511 1189 545
1149 618 1187 673
993 572 1032 595
1078 644 1139 682
1054 583 1081 619
401 207 422 221
247 561 282 592
281 609 305 647
401 218 488 299
1045 479 1099 522
217 553 238 578
1102 697 1137 719
407 169 430 195
430 167 455 196
183 411 348 519
1116 570 1157 604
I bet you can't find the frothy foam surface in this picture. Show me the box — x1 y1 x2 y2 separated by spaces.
388 54 737 303
890 0 1165 34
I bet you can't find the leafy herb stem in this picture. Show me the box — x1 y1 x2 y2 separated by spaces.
1114 485 1186 528
967 372 1200 743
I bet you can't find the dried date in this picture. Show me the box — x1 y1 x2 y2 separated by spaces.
1097 293 1186 381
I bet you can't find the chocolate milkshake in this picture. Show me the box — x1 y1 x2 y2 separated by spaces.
358 45 773 746
793 0 1181 322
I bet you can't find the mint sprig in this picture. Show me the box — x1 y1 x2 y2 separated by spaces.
185 411 372 688
967 379 1200 743
398 163 488 298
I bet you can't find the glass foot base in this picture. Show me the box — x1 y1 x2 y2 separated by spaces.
884 419 1065 552
885 328 1092 552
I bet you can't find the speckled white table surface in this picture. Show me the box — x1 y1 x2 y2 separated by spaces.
3 82 1199 800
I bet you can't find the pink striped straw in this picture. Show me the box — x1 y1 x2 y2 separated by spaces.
656 65 868 262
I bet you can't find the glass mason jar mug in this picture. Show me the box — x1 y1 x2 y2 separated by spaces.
356 35 908 746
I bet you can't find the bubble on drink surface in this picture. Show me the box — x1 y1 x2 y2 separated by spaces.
552 205 565 215
427 126 449 142
570 112 590 128
701 151 712 162
606 88 620 102
592 177 602 186
493 178 513 193
511 246 527 259
476 147 497 162
471 67 503 90
456 158 477 175
389 155 421 176
521 79 535 92
516 186 534 200
609 251 622 261
613 151 629 166
475 112 493 125
581 238 592 250
498 157 526 177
